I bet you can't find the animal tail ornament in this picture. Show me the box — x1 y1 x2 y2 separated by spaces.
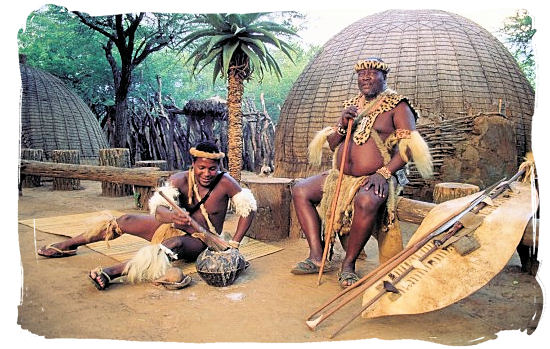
308 127 335 166
397 130 433 179
123 244 172 283
519 152 535 183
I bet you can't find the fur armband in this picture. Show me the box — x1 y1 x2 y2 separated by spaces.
397 130 434 179
123 244 171 283
148 183 180 215
308 126 336 166
231 188 257 217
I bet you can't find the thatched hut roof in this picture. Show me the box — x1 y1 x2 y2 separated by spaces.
19 64 109 163
274 9 534 179
183 96 228 119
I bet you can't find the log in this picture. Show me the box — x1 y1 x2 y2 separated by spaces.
51 150 81 190
433 182 480 204
131 167 161 211
241 177 294 241
20 160 175 187
99 148 133 197
20 148 44 188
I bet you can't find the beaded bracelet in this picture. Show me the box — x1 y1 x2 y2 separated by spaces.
336 124 347 136
376 166 392 180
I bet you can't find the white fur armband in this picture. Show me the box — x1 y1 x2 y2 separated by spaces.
148 183 180 215
231 188 257 217
308 126 336 166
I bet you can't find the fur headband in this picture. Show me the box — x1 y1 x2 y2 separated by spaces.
354 59 390 73
190 147 225 160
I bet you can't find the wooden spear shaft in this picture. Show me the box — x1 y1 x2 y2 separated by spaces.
317 121 354 285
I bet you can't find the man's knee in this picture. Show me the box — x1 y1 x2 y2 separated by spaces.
354 190 385 214
291 180 311 202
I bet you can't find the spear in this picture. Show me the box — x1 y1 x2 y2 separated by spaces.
328 169 530 337
306 176 507 330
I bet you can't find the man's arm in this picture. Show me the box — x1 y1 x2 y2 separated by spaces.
382 101 416 174
223 176 257 248
362 101 416 197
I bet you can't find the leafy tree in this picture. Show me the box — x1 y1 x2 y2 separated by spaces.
499 9 536 89
18 5 113 107
71 11 192 147
179 13 298 181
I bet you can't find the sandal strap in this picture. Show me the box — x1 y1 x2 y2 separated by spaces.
46 244 77 254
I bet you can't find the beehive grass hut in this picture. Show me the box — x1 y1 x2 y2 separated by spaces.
20 64 109 164
274 9 534 199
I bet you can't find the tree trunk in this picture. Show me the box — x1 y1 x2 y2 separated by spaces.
51 150 81 190
227 71 244 181
241 177 294 241
433 182 480 204
20 148 44 188
99 148 133 197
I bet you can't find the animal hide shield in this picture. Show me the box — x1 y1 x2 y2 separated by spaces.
361 181 537 319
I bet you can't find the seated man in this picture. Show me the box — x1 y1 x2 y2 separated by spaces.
291 58 433 288
37 141 257 290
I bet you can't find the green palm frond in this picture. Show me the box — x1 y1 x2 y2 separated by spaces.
204 14 230 30
206 34 234 53
222 41 240 75
238 36 267 57
180 12 297 82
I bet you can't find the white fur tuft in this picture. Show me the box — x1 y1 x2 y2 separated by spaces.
123 244 171 283
231 188 257 217
398 130 433 179
148 183 180 215
308 127 335 166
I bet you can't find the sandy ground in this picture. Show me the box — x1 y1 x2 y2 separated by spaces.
13 179 546 347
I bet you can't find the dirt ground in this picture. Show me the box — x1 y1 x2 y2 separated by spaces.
13 178 546 347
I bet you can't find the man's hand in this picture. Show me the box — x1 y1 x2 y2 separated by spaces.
340 105 358 127
362 173 389 198
169 210 191 226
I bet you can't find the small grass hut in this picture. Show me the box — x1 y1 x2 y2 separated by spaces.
19 63 109 164
274 9 534 200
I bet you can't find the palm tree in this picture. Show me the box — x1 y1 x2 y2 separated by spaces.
180 13 297 181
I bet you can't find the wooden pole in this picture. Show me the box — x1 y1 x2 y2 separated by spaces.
317 121 354 285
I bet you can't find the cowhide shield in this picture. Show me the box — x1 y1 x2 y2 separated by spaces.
361 181 537 319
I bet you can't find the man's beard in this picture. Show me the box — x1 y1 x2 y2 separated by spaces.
363 82 386 98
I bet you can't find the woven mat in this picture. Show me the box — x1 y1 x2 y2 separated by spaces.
19 210 283 274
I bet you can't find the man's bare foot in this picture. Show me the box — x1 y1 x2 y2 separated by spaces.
337 270 360 288
37 243 77 258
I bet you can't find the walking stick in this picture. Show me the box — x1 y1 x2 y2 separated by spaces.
306 177 506 329
317 120 354 285
158 191 230 252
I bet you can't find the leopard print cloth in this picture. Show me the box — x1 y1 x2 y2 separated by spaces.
342 89 418 145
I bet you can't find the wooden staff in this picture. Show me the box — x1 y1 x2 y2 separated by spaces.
317 121 354 285
306 177 506 330
159 191 230 252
